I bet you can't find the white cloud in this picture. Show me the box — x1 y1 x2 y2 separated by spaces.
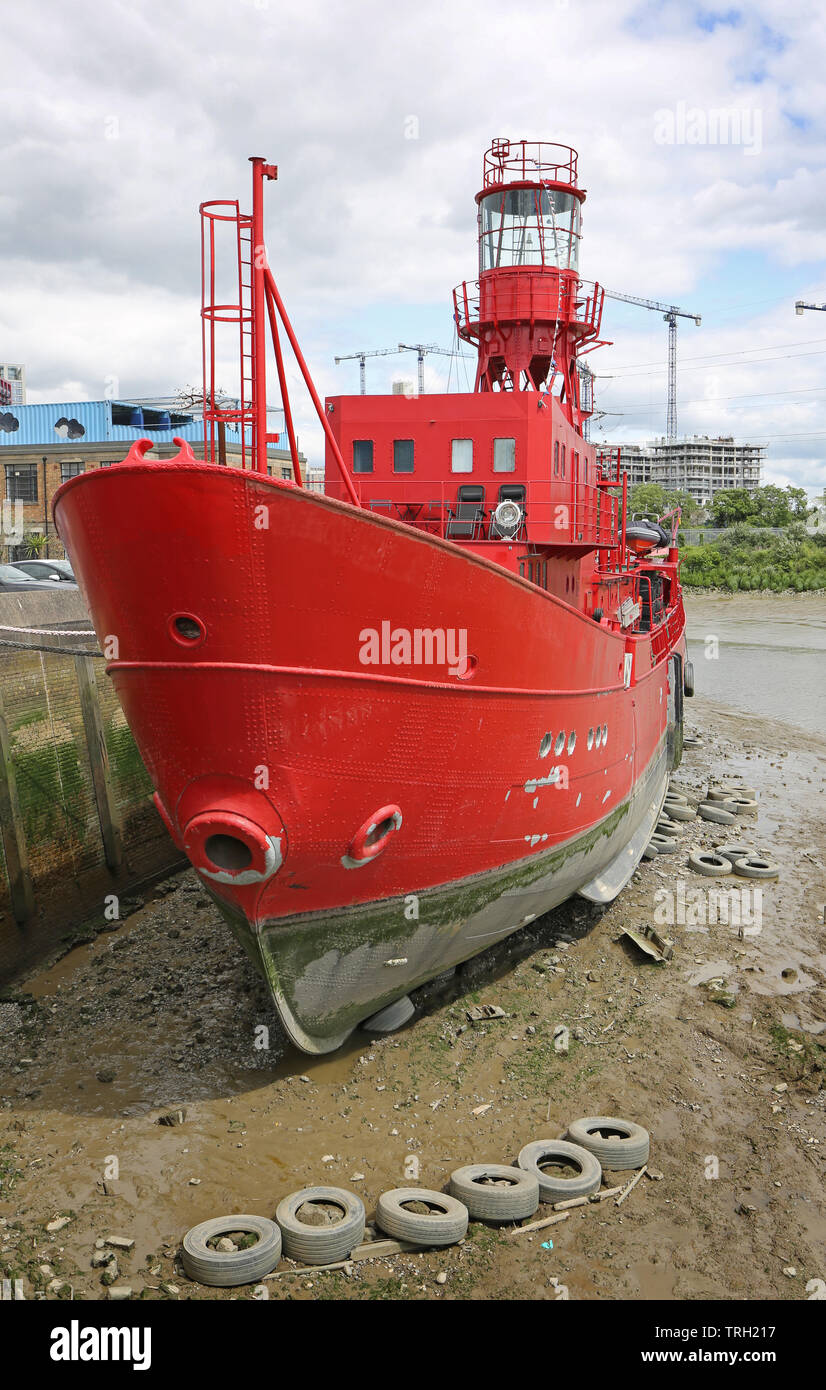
1 0 825 489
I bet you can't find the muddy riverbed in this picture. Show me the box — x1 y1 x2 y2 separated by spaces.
1 696 824 1301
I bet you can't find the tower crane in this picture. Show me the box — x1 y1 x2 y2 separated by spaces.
795 299 826 316
334 346 402 395
397 343 472 395
603 291 701 442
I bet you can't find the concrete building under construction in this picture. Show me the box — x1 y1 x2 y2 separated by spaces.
619 435 764 505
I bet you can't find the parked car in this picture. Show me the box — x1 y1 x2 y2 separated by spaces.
9 558 77 584
0 564 76 592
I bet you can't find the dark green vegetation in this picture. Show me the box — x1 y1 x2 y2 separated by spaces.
709 484 810 529
679 522 826 591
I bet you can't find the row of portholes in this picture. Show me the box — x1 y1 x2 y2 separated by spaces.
588 724 608 750
539 729 577 758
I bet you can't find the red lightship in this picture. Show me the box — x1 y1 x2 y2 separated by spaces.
54 141 690 1053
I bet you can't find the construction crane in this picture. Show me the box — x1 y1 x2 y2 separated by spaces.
334 347 401 394
795 299 826 316
603 291 701 442
397 343 472 395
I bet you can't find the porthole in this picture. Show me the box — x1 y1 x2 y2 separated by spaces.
594 726 602 748
554 731 565 756
602 723 608 745
567 731 576 755
587 728 594 750
539 733 552 758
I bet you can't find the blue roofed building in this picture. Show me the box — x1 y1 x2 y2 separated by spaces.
0 397 304 561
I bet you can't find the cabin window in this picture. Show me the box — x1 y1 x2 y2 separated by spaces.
353 440 374 474
493 437 516 472
553 440 559 477
393 439 414 473
542 561 548 588
561 444 566 478
451 438 473 473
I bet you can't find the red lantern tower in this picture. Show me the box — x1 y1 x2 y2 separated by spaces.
454 139 605 432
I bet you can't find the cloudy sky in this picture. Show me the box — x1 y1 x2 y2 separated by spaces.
2 0 826 493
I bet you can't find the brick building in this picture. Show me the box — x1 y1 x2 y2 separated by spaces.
0 399 304 561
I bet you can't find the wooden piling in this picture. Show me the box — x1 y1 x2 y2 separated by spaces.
74 655 123 870
0 684 35 922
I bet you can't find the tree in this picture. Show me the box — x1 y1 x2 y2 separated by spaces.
710 488 756 527
629 483 666 518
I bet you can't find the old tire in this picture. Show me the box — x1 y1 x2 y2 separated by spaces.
727 797 758 817
665 788 689 803
276 1187 365 1265
649 833 677 853
715 843 755 865
517 1138 602 1200
449 1164 539 1222
684 660 695 697
181 1214 282 1287
642 844 658 860
732 856 779 880
688 850 732 876
362 995 416 1033
656 821 681 838
566 1116 650 1170
664 801 696 821
375 1188 468 1246
698 802 737 825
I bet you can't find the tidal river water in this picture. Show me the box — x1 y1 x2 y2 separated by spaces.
684 592 825 736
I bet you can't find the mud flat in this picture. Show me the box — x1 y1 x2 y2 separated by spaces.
1 694 824 1301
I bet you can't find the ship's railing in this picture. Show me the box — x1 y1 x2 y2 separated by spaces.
453 275 603 341
346 478 619 548
649 600 685 665
482 139 578 190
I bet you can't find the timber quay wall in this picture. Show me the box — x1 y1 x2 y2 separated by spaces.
0 590 183 982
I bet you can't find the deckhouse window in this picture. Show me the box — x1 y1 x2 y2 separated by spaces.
393 439 414 473
561 444 566 478
353 440 374 474
451 439 473 473
553 441 559 477
493 437 516 472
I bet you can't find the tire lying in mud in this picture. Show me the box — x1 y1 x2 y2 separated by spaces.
732 856 780 880
565 1116 650 1170
641 844 659 860
181 1214 282 1287
697 802 737 825
726 797 759 817
684 660 695 697
375 1189 468 1246
449 1164 539 1222
649 833 678 854
361 994 416 1033
665 788 689 803
715 843 755 865
517 1138 602 1200
688 850 733 877
663 801 696 821
276 1187 365 1265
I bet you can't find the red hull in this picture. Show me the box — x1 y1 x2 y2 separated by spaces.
54 461 685 1049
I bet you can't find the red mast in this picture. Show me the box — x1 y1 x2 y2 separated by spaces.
454 139 605 432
